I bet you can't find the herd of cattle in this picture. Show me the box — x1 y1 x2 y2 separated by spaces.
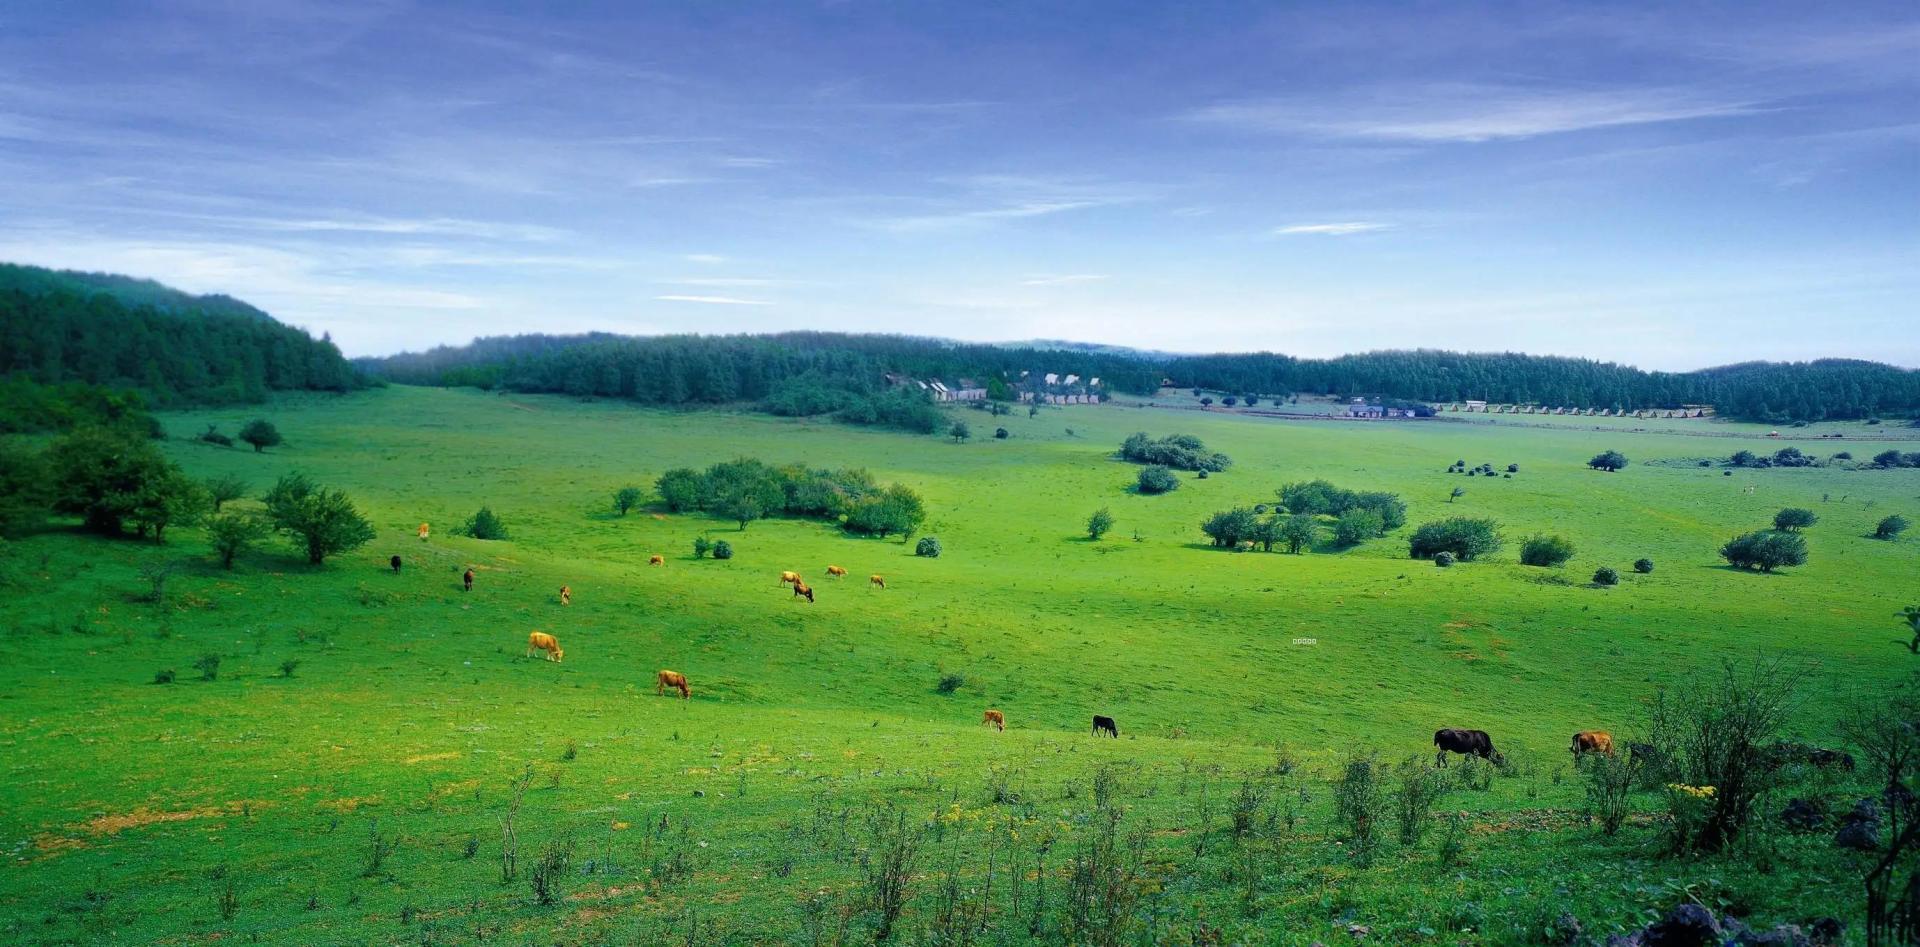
406 541 1861 770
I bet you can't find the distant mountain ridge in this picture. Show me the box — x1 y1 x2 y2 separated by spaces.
0 263 274 322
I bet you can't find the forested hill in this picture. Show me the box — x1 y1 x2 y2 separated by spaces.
0 263 361 405
1164 351 1920 422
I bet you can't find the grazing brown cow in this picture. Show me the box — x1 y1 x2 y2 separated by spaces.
826 565 848 578
463 568 474 592
1433 728 1501 767
1571 730 1614 758
389 555 402 573
792 582 814 603
779 571 802 587
656 669 690 699
559 585 572 606
982 709 1005 731
649 555 664 566
869 574 886 589
526 632 563 662
1092 715 1119 738
418 522 430 541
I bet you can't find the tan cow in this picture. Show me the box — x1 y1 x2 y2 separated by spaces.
869 574 886 590
792 582 815 603
418 522 430 541
559 585 572 606
982 709 1005 731
656 669 690 699
649 555 665 566
779 571 802 587
1571 730 1614 758
526 632 563 662
826 565 848 578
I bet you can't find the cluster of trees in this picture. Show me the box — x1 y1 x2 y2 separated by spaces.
1197 482 1409 552
1728 447 1831 469
0 377 160 436
656 459 927 537
0 264 361 406
1408 517 1503 561
1719 507 1816 572
1275 481 1406 533
1872 449 1920 468
764 377 946 434
1164 350 1920 423
1200 507 1321 553
1118 432 1231 472
1588 450 1630 472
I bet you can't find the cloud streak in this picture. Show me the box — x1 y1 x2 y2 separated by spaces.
1273 222 1393 236
1189 85 1766 142
654 294 772 306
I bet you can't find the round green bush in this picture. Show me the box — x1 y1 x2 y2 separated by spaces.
1434 551 1456 568
1633 558 1654 574
1518 534 1575 567
1593 566 1620 586
1136 465 1180 494
711 540 733 560
915 536 942 558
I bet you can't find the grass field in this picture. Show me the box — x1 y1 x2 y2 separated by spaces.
3 385 1916 944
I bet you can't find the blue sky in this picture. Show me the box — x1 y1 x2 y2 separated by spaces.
0 1 1914 368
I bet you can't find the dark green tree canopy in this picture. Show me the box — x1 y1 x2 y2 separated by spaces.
262 472 376 565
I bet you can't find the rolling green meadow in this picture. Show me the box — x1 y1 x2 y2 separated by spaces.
4 385 1918 944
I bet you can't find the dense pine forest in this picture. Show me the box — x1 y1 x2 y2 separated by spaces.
0 264 361 407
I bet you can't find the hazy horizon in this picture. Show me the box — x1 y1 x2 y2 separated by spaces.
2 1 1915 368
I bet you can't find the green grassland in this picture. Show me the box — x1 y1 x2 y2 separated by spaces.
3 386 1916 944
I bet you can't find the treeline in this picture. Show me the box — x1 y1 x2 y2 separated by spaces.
0 376 159 436
0 263 361 406
1164 351 1920 423
656 458 928 537
355 332 1161 431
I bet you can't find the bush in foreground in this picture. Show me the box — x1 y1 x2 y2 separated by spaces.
1136 465 1179 495
1876 514 1910 540
1518 534 1575 567
915 536 942 558
1720 530 1807 572
1408 517 1502 561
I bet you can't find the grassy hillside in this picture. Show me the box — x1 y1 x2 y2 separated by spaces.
1 387 1914 943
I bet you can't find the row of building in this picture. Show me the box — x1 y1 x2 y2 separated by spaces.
1443 401 1713 418
882 371 1104 404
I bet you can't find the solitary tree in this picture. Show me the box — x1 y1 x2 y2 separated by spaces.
464 506 509 540
1587 450 1629 472
949 420 971 443
1086 507 1114 540
204 473 249 512
206 511 270 570
994 427 1009 439
1449 486 1465 504
1772 507 1818 532
1719 530 1808 572
1876 514 1911 541
238 419 283 453
613 486 643 516
262 473 376 565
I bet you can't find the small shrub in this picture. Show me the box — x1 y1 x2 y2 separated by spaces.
463 506 509 540
1592 566 1620 586
1582 752 1635 836
1197 469 1209 479
1587 450 1629 472
153 668 176 685
1086 507 1114 540
915 536 942 558
1633 558 1654 574
1434 551 1456 568
1392 755 1446 845
1772 507 1818 531
1506 464 1518 473
1873 514 1909 540
1408 517 1502 561
613 486 643 515
935 672 965 695
198 426 233 448
1518 534 1575 567
194 653 221 681
361 819 398 877
561 741 577 761
278 659 301 678
529 834 574 906
711 540 733 560
462 835 480 860
1333 753 1387 865
1135 465 1180 494
692 536 712 558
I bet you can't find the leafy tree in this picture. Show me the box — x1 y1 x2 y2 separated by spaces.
1278 480 1347 515
463 506 509 540
1876 514 1910 540
656 468 702 512
1588 450 1629 472
1278 513 1319 554
1449 486 1465 503
1332 508 1386 546
1873 449 1907 468
1719 530 1807 572
1902 606 1920 654
1772 508 1817 532
949 420 971 443
844 484 926 538
692 536 712 558
130 469 208 542
46 428 190 538
1518 534 1575 567
915 536 942 558
1408 518 1502 561
206 511 270 570
1729 450 1757 467
204 473 248 512
1135 465 1180 495
262 472 376 565
1222 397 1237 407
1200 507 1260 548
613 486 643 516
994 427 1008 439
1593 566 1620 586
1199 397 1213 406
238 419 282 453
1634 558 1655 573
1086 507 1114 540
0 442 51 538
711 539 733 560
720 492 765 530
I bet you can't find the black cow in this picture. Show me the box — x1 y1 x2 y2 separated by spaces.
389 555 402 573
463 568 474 592
1092 715 1118 738
1433 728 1501 767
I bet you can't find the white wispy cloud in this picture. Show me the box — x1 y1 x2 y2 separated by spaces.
1273 222 1393 236
680 253 729 265
654 294 772 306
223 214 570 241
657 277 794 287
1188 85 1765 142
1019 273 1109 286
